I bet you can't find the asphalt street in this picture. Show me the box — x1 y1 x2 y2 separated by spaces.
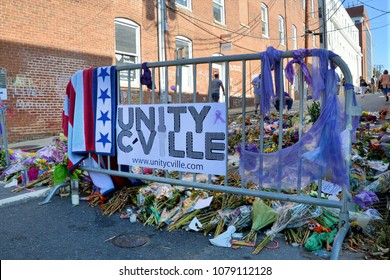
0 91 388 261
0 195 365 260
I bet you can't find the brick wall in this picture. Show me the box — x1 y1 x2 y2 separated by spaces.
1 0 318 143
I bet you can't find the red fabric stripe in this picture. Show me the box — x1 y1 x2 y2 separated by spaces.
62 111 68 136
65 80 76 136
83 68 95 152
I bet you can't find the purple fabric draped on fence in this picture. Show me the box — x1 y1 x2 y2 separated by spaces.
239 49 355 191
259 47 283 115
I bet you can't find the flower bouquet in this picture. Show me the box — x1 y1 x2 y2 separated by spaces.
243 199 278 243
252 203 312 254
209 205 252 247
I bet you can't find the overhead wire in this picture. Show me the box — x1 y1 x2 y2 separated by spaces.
168 1 390 53
168 3 307 43
311 0 346 31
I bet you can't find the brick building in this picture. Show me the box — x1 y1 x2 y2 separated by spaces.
346 5 373 81
1 0 318 143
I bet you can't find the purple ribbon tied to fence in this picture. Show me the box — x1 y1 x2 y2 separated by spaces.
285 49 312 87
140 62 153 89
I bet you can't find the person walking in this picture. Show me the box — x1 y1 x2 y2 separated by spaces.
210 73 225 102
371 75 377 93
378 70 390 102
340 77 346 96
359 76 368 95
251 73 262 114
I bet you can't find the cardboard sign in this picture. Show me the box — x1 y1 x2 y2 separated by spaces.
116 103 227 175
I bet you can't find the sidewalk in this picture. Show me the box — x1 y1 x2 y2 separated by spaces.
8 137 54 150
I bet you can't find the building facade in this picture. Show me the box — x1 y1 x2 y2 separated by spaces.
346 4 373 82
1 0 318 143
317 0 362 86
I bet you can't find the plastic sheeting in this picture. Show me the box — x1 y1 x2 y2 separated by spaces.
239 48 357 190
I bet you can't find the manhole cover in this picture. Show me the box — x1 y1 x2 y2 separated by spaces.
111 234 149 248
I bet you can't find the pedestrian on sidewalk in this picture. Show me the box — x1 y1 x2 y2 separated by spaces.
371 75 377 93
378 70 390 102
359 76 368 95
210 73 225 102
251 73 262 114
340 77 346 96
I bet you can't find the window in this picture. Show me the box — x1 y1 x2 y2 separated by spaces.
261 3 269 37
0 68 6 89
302 0 305 9
176 36 193 91
292 25 297 49
176 0 191 9
278 15 285 45
115 18 140 85
213 0 225 24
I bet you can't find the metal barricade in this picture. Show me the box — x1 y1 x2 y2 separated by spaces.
0 103 10 170
46 49 360 259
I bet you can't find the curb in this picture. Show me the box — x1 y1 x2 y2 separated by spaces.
0 187 51 208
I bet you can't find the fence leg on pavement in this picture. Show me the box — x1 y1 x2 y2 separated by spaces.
39 182 70 205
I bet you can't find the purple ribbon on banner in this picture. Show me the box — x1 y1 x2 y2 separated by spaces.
214 109 225 124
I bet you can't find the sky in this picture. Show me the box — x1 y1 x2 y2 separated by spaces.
343 0 390 72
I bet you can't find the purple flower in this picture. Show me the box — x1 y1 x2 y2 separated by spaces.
59 141 66 149
353 190 379 210
52 136 60 144
9 153 18 161
23 157 36 165
56 152 65 164
37 146 53 159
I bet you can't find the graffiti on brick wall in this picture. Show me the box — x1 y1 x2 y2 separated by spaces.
55 75 70 99
7 75 68 110
8 76 45 97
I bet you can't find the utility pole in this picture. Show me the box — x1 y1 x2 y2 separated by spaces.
303 0 310 98
284 0 288 50
157 0 167 103
322 0 327 49
304 0 309 52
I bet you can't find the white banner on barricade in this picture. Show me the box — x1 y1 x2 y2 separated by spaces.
116 102 227 175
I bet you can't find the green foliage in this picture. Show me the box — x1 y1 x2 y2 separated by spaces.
307 101 321 123
53 164 78 185
0 150 6 167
